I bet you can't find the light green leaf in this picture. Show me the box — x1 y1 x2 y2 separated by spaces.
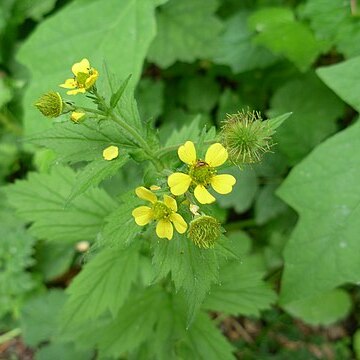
6 166 117 243
217 167 258 213
35 342 91 360
214 11 277 73
317 56 360 112
277 120 360 304
204 260 276 317
268 72 344 165
30 119 134 164
284 289 352 326
152 235 219 324
110 74 132 109
21 289 67 346
17 0 158 136
248 7 323 71
67 153 130 203
147 0 222 68
265 112 292 132
62 244 139 327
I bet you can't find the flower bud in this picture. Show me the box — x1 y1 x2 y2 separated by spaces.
220 110 273 165
34 91 64 118
188 215 221 249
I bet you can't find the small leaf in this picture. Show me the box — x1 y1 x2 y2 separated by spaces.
265 112 292 133
110 74 132 108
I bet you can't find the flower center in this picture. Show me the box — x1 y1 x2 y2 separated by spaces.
189 160 216 185
75 72 89 87
152 201 172 220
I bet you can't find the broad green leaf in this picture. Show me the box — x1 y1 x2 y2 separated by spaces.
248 7 323 71
17 0 158 136
21 289 67 346
284 289 352 326
6 166 117 242
204 260 276 316
30 119 134 164
216 89 245 123
268 72 344 165
317 56 360 112
152 235 219 324
35 342 91 360
67 153 130 203
301 0 360 58
278 120 360 303
217 167 258 214
62 244 139 327
147 0 222 68
265 112 292 132
214 11 277 73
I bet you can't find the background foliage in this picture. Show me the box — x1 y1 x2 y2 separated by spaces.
1 0 360 359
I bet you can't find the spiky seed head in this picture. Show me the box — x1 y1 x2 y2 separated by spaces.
220 110 273 165
34 91 64 118
188 215 221 249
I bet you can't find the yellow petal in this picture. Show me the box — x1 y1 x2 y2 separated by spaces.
67 88 86 95
178 141 196 165
205 143 228 167
72 58 90 76
132 206 153 226
163 195 177 212
168 173 192 196
59 78 77 89
156 219 174 240
102 145 119 160
170 213 187 234
211 174 236 194
194 185 215 204
135 186 157 204
85 70 98 89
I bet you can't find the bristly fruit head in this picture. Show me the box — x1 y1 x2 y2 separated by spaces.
188 215 221 249
220 110 273 165
34 91 64 118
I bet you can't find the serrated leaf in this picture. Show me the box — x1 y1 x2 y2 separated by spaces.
21 289 67 346
147 0 222 68
317 56 360 112
277 120 360 304
214 11 277 73
110 74 132 108
284 289 352 326
6 166 117 242
62 244 139 327
268 72 344 165
248 7 323 71
30 119 134 164
152 235 219 324
204 260 276 317
17 0 158 136
67 153 130 203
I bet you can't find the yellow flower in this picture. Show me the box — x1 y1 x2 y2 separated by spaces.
103 145 119 160
132 187 187 240
168 141 236 204
59 58 99 95
70 111 85 123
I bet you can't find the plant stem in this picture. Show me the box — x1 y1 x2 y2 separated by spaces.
0 328 21 344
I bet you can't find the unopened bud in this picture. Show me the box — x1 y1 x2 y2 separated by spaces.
188 215 221 249
34 91 64 118
220 110 273 165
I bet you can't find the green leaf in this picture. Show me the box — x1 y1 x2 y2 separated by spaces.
214 11 277 73
204 259 276 317
110 74 132 108
217 167 258 214
152 235 219 324
284 289 352 326
17 0 158 136
21 289 67 346
30 119 134 164
147 0 222 68
67 153 130 203
62 244 139 327
354 329 360 360
6 166 117 243
277 120 360 304
317 56 360 112
268 72 344 165
216 89 245 123
0 77 12 107
248 7 323 71
35 342 91 360
265 112 292 132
